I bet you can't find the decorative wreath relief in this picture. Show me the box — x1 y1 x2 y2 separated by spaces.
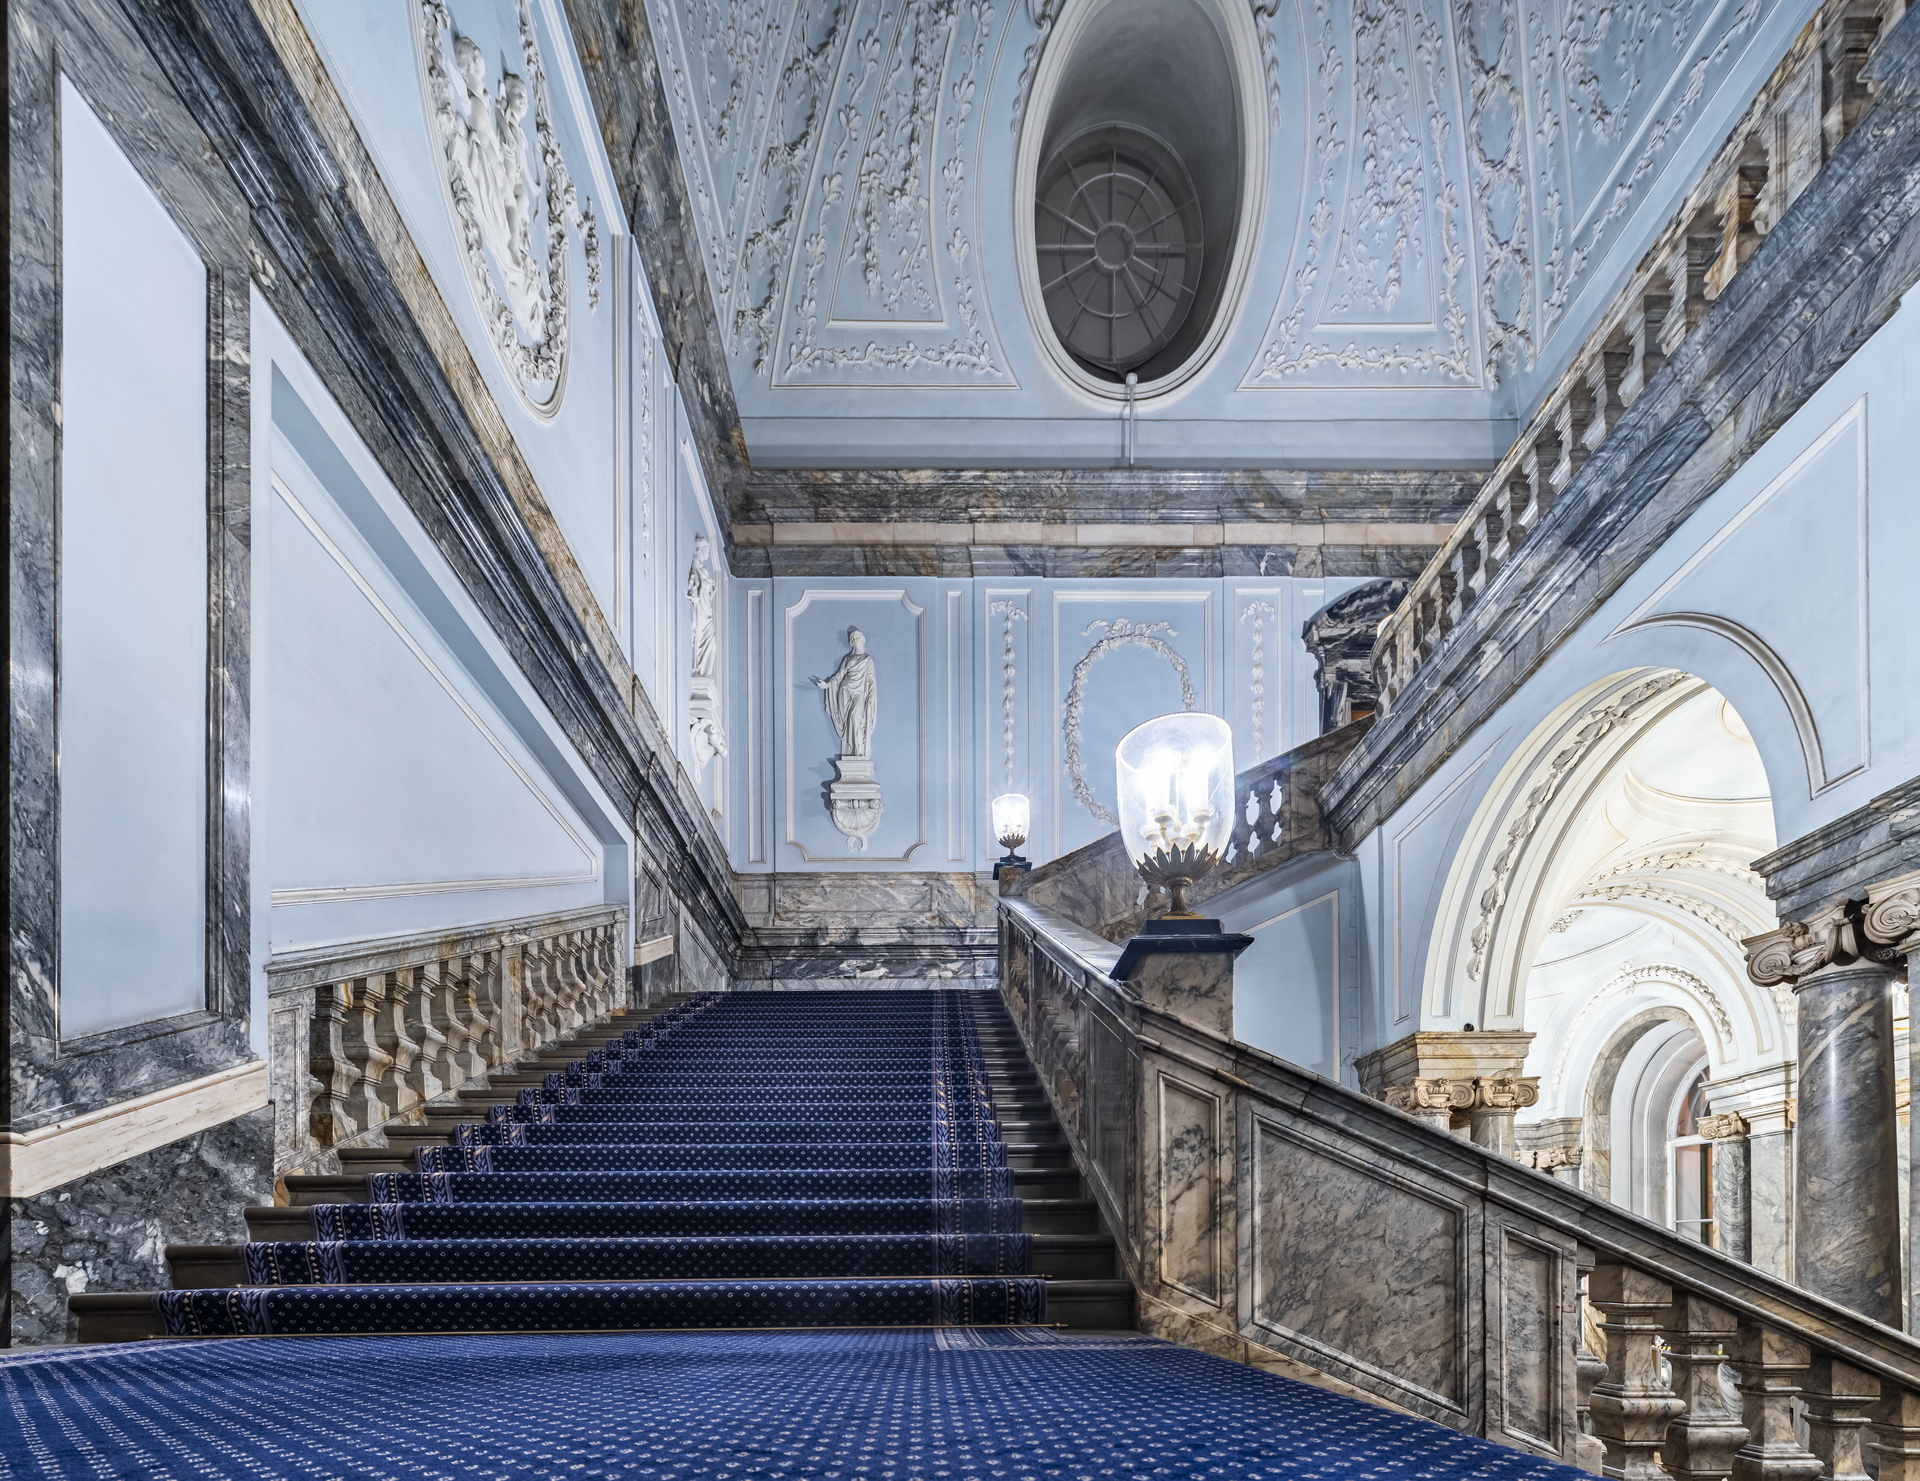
1062 619 1198 826
415 0 602 417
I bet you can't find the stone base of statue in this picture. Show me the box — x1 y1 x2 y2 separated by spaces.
688 674 727 772
828 754 882 851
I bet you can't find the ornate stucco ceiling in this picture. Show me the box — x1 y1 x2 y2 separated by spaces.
649 0 1814 468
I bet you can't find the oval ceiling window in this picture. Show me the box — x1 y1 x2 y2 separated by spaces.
1021 0 1264 395
1037 126 1204 376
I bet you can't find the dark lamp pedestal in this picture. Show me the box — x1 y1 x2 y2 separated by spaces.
1112 918 1254 981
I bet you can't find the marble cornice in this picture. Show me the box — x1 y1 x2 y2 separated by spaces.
158 0 744 949
558 0 750 555
1319 7 1920 845
1749 777 1920 922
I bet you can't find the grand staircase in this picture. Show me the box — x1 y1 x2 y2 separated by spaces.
73 988 1132 1340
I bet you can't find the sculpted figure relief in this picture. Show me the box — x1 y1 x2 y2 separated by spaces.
814 629 878 760
686 535 719 680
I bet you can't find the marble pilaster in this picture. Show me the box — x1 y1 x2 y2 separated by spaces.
1698 1112 1753 1262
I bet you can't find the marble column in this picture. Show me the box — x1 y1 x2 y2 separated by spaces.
1862 869 1920 1335
1466 1076 1541 1157
1697 1112 1752 1262
1791 960 1902 1324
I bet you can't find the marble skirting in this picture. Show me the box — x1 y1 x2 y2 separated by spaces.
7 1107 273 1345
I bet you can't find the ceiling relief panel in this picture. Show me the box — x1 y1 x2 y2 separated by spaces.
655 0 1013 387
1243 0 1480 388
650 0 1810 462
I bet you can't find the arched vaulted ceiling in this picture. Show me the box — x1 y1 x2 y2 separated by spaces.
648 0 1814 469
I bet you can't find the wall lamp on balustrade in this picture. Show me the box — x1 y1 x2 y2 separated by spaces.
1111 711 1250 980
990 793 1032 880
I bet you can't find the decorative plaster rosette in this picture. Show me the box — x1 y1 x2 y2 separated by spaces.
414 0 601 417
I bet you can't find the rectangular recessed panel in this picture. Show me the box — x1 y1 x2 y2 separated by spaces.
1088 1014 1131 1208
1159 1078 1220 1302
1252 1121 1462 1405
1500 1233 1557 1446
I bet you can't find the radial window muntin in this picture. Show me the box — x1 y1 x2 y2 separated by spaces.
1036 125 1204 377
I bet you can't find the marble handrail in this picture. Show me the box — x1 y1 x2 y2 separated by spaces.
265 904 626 1178
1371 0 1903 716
999 896 1920 1472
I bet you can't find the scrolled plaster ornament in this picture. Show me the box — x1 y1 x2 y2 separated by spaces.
415 0 602 415
1466 671 1687 982
815 629 882 850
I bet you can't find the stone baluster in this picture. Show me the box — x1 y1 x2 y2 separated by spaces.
521 938 555 1049
1663 1293 1749 1480
1822 14 1883 154
1872 1387 1920 1481
1729 1323 1823 1481
1474 499 1508 584
1619 290 1670 406
1520 432 1560 531
343 972 398 1132
1444 540 1481 626
1746 904 1903 1325
1551 383 1594 493
443 953 487 1087
1573 1251 1608 1474
401 963 452 1105
499 936 528 1065
1582 341 1630 452
1658 230 1719 356
1707 160 1769 298
308 982 360 1145
1588 1264 1686 1479
1802 1355 1877 1481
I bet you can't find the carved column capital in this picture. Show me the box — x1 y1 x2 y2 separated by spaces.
1529 1146 1583 1171
1470 1075 1541 1111
1379 1077 1475 1114
1695 1111 1750 1141
1744 899 1900 988
1864 869 1920 958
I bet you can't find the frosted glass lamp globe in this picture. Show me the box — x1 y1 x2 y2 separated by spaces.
1115 712 1234 916
991 793 1031 850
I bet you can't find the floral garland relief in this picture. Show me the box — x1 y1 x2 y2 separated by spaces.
1062 620 1198 826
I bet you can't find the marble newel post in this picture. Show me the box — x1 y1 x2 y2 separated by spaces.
1747 902 1905 1325
1114 924 1255 1039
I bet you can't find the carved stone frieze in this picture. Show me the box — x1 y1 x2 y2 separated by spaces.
414 0 602 415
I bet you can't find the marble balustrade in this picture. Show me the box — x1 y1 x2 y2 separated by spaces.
1372 0 1907 712
266 905 626 1178
1000 896 1920 1472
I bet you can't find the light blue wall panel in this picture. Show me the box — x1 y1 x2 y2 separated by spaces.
729 572 1369 873
57 77 209 1039
1223 859 1362 1085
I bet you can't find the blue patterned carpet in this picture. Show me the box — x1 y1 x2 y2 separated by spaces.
155 991 1047 1336
0 1330 1588 1479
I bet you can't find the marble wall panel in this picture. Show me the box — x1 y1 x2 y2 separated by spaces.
1250 1116 1467 1410
1158 1075 1224 1305
1492 1228 1569 1454
8 1109 272 1345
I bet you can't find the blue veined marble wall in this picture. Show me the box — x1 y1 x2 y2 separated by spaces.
724 574 1374 873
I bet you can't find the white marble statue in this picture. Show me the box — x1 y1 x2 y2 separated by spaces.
686 535 719 680
814 629 878 760
448 35 544 334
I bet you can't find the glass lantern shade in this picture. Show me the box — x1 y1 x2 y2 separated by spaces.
991 793 1031 849
1115 713 1234 874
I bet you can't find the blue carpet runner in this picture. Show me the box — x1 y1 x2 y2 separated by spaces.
0 1330 1591 1478
155 990 1047 1335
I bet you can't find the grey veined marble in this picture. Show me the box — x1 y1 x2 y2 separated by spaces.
1793 962 1903 1325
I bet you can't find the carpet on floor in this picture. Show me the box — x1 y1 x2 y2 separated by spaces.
0 1329 1593 1479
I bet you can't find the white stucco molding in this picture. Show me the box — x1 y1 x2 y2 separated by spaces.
1 1060 268 1200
